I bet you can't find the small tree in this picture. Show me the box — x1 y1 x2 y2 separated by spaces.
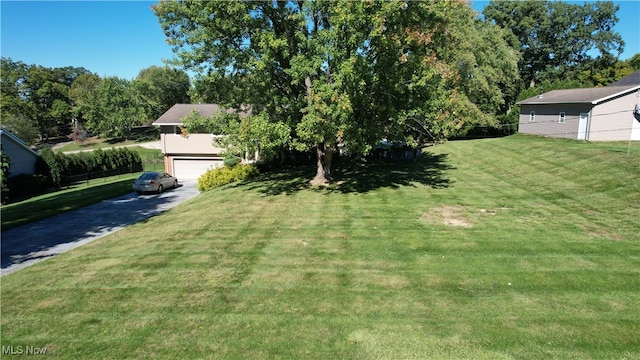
67 122 88 144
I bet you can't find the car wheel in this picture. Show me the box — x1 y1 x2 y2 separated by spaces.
136 191 142 195
157 185 163 194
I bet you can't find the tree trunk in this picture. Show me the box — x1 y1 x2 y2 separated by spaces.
305 75 333 186
311 142 333 186
324 145 333 179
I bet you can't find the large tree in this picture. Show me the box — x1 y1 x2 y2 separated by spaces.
0 58 28 121
134 66 191 121
0 58 91 141
482 0 624 91
83 77 147 139
69 72 101 126
154 0 518 184
0 59 39 144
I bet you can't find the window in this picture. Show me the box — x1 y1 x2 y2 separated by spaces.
529 111 536 122
174 126 182 135
559 112 566 124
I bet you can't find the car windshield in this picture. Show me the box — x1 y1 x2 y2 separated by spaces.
138 173 158 180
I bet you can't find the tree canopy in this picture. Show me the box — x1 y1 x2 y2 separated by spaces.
135 66 192 121
0 59 91 141
482 0 624 92
154 0 519 184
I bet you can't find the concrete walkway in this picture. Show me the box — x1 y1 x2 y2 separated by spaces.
1 180 199 276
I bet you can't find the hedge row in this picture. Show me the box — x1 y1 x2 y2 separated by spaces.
197 164 259 192
40 147 143 187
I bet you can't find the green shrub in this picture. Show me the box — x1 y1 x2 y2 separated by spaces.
60 147 143 180
197 164 259 191
1 148 11 204
223 155 241 168
40 147 63 187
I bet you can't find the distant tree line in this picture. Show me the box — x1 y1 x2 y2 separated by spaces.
0 59 191 145
482 0 639 93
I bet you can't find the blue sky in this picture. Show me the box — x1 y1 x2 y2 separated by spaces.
1 1 169 79
1 0 638 80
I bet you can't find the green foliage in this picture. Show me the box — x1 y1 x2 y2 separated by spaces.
223 155 241 168
1 58 187 144
1 148 11 203
183 110 290 163
1 58 92 140
83 77 146 139
0 112 39 146
1 59 91 140
628 54 640 71
231 112 290 162
154 1 519 182
134 66 191 121
62 147 143 177
580 58 636 86
197 164 258 192
39 147 63 187
181 109 231 134
483 0 623 91
69 72 101 125
495 110 519 136
39 147 142 187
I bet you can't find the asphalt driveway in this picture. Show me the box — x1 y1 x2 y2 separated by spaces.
1 180 200 275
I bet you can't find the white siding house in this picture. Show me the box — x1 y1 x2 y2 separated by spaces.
0 127 39 178
517 71 640 141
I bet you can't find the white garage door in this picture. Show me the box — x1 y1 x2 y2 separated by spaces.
172 158 223 179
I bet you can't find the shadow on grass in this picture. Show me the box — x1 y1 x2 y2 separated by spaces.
244 152 454 196
333 153 454 193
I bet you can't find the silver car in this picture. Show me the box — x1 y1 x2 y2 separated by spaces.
132 172 178 194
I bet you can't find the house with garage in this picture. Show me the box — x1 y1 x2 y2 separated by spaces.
0 127 39 178
152 104 251 179
517 70 640 141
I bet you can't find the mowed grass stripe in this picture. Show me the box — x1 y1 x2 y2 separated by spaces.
2 135 639 359
440 137 639 239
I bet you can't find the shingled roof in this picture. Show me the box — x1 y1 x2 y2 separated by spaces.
517 85 640 105
152 104 252 126
609 70 640 87
518 70 640 106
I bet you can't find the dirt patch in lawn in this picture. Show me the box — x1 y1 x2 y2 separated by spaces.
421 206 473 228
580 224 626 241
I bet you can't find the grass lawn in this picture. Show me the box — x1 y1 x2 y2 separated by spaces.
1 135 639 359
55 127 160 153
